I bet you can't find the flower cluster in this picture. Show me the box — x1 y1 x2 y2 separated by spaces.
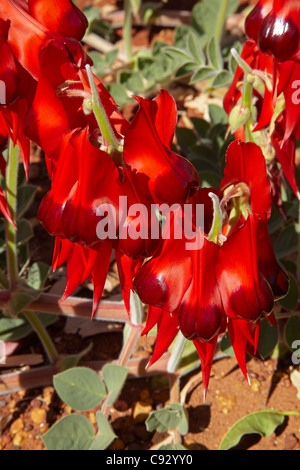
0 0 293 395
225 0 300 209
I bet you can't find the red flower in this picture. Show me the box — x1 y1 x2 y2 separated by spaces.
245 0 300 62
28 0 88 41
123 90 199 205
133 141 288 393
38 127 123 248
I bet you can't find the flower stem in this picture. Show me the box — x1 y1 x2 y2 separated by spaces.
85 64 121 151
124 0 133 62
23 310 59 364
5 139 59 364
167 331 187 374
5 140 19 287
214 0 229 43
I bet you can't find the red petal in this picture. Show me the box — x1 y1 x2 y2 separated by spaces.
89 242 113 318
178 238 225 342
28 0 88 41
133 232 193 314
220 140 271 219
115 250 143 315
245 0 273 43
271 112 300 198
38 130 80 238
217 218 274 322
193 336 218 398
61 128 122 247
146 308 179 368
123 91 199 204
227 318 261 382
258 0 300 62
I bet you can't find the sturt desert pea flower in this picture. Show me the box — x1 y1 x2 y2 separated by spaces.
224 39 300 203
0 0 90 224
245 0 300 62
133 140 289 394
123 90 199 205
0 0 90 80
27 0 88 41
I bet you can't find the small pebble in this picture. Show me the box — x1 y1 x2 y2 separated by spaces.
133 402 152 423
30 408 46 425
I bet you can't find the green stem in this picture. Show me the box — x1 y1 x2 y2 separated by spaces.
214 0 229 43
23 310 59 364
130 290 144 326
124 0 133 62
85 64 121 151
5 140 19 287
5 139 59 364
167 331 187 374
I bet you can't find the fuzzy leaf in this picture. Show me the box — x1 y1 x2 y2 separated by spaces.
42 415 95 450
53 367 106 411
102 364 128 406
219 410 295 450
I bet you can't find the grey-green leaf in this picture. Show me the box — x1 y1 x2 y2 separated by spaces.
90 411 116 450
27 262 51 290
279 272 299 311
102 364 128 406
285 315 300 351
53 367 106 411
219 410 294 450
42 414 95 450
146 403 188 435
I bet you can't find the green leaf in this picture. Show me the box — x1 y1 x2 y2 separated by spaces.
89 51 107 76
146 403 188 435
90 411 116 450
209 104 228 125
219 410 295 450
159 444 187 450
105 49 118 67
102 364 128 406
27 262 51 290
207 37 223 70
8 279 41 316
220 332 235 357
0 312 56 341
53 366 106 411
212 70 232 88
285 315 300 351
119 70 145 93
275 224 298 259
42 414 95 450
187 32 205 64
17 184 36 219
175 62 199 78
106 83 132 108
257 318 278 359
190 66 216 84
17 219 33 245
192 0 239 38
163 46 194 64
279 272 299 311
